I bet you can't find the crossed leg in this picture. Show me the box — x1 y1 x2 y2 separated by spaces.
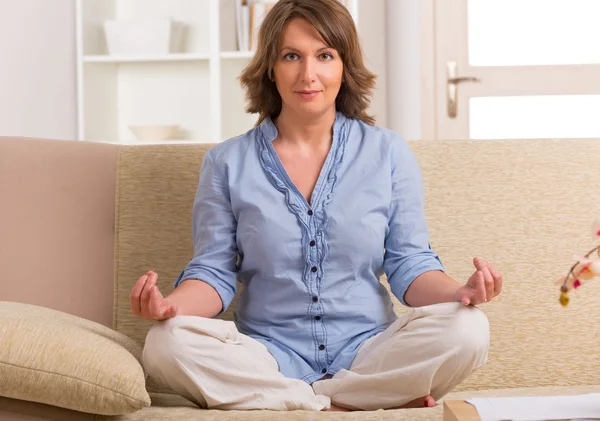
313 302 490 411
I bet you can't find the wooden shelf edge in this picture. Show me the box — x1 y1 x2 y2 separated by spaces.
220 51 254 59
83 53 209 63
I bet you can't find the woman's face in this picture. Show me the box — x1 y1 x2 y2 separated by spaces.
272 18 343 119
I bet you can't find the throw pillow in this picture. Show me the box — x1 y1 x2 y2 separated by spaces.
0 301 151 415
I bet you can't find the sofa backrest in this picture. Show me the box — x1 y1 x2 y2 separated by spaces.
112 139 600 393
112 143 214 341
414 139 600 392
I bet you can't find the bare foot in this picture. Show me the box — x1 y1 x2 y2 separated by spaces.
325 404 352 412
387 395 437 409
402 395 437 408
325 396 436 411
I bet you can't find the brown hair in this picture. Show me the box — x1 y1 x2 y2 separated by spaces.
239 0 376 125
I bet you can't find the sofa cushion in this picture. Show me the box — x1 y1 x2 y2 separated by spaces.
93 385 600 421
0 301 150 415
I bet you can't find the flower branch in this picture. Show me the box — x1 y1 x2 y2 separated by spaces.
557 217 600 306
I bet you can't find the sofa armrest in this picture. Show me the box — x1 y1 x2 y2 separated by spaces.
0 137 119 327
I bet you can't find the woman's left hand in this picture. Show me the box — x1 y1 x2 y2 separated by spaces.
454 257 502 306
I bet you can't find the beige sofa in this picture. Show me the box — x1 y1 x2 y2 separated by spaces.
2 135 600 421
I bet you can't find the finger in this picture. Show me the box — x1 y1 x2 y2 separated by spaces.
164 305 178 319
474 257 494 301
473 256 487 271
456 286 473 306
489 263 503 295
129 274 148 315
481 265 495 301
149 286 165 320
467 269 481 289
477 271 487 303
140 272 158 316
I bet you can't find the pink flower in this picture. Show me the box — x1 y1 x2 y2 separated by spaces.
556 219 600 304
590 260 600 275
591 217 600 239
555 275 579 291
571 255 600 279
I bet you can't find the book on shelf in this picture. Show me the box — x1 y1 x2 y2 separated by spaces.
235 0 249 51
236 0 278 52
235 0 352 52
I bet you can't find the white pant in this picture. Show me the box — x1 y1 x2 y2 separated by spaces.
142 302 489 411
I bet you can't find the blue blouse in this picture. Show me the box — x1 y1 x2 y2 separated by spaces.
175 112 444 384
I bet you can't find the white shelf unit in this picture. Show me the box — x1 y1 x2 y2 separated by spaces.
75 0 359 144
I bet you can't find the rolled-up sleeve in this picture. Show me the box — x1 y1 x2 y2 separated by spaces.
174 150 238 315
384 136 444 306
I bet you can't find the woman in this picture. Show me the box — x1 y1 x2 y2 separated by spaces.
130 0 502 412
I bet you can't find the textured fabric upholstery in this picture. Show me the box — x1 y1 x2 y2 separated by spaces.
416 139 600 393
0 302 150 415
113 143 214 342
113 139 600 397
112 144 214 395
96 385 600 421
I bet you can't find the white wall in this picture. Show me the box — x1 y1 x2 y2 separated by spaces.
358 0 388 128
0 0 77 140
385 0 422 140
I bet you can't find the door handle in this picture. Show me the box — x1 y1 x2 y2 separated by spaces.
447 61 481 118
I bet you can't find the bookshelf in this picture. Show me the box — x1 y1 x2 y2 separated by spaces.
75 0 359 144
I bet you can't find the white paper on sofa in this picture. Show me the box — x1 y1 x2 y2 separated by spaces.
467 394 600 421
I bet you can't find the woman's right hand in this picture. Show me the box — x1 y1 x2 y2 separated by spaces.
129 271 178 321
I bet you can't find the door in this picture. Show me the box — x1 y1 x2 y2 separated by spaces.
433 0 600 140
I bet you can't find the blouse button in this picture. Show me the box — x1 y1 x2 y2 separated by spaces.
319 345 325 351
310 240 316 247
315 316 321 320
307 209 313 216
311 266 317 273
312 296 318 302
321 368 327 374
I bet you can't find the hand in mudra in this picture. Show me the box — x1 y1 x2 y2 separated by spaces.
454 257 502 306
129 271 178 320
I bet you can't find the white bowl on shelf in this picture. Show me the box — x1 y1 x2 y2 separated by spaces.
129 124 179 141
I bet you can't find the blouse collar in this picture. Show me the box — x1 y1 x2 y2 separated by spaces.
259 111 348 143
